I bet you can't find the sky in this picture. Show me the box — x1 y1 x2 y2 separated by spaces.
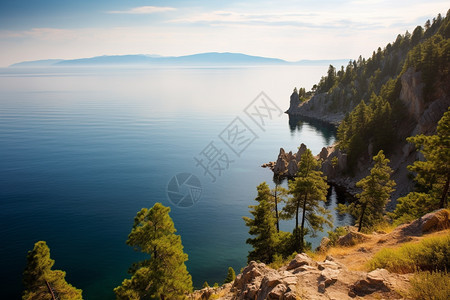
0 0 448 67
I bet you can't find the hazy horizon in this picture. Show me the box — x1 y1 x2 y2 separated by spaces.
1 0 448 67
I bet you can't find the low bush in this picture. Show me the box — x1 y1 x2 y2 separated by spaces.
409 271 450 300
368 234 450 273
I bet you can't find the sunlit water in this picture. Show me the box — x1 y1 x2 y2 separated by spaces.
0 66 352 299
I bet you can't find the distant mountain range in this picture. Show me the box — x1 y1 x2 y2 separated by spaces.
9 53 349 67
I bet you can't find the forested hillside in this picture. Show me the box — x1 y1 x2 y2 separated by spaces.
288 10 449 177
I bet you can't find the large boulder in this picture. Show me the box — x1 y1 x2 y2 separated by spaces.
421 209 450 232
399 209 450 236
350 269 390 296
337 231 370 246
286 253 317 271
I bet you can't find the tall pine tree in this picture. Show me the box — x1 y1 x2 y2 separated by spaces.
407 109 450 208
22 241 83 300
342 150 396 232
283 149 331 252
243 182 279 263
114 203 192 300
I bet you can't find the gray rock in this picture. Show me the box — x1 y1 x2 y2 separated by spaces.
337 231 370 246
287 253 316 270
287 159 298 177
316 237 331 253
319 268 339 287
319 147 328 160
351 268 390 296
296 143 307 161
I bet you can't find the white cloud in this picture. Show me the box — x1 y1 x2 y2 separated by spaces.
107 6 176 14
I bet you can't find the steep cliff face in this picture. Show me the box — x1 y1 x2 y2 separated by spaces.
286 91 345 126
400 68 450 136
286 67 449 205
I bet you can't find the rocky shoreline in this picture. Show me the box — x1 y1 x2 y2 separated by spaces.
191 209 450 299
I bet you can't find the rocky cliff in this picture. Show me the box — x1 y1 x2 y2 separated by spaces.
285 68 449 205
286 90 345 126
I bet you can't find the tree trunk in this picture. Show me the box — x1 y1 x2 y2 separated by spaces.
295 199 299 250
439 175 449 208
300 193 308 252
274 184 279 233
45 279 57 300
358 203 367 232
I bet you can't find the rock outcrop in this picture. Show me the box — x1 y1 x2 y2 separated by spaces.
397 209 450 236
286 92 345 126
264 143 311 177
191 211 450 300
223 254 408 299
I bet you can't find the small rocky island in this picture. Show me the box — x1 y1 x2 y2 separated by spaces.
261 143 346 181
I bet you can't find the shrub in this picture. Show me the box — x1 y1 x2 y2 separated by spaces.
368 234 450 273
327 226 349 246
409 271 450 300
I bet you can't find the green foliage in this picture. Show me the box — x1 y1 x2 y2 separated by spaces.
408 109 450 208
391 110 450 223
243 182 280 263
22 241 83 300
337 92 397 170
391 192 437 224
342 151 396 232
409 270 450 300
202 281 209 288
315 11 450 167
223 267 236 284
368 234 450 273
268 252 298 270
403 13 450 101
213 283 219 288
327 226 349 246
114 203 193 300
283 149 332 252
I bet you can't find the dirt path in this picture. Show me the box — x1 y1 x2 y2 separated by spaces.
327 227 450 272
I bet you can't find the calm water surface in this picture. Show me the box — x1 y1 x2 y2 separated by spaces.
0 66 352 299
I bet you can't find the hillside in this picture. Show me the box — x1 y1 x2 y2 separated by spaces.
286 11 450 204
191 209 450 299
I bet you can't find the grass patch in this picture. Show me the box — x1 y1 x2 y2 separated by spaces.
268 253 297 269
372 221 396 234
409 271 450 300
368 234 450 273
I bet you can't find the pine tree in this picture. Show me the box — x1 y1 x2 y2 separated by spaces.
343 150 395 232
271 175 288 233
114 203 193 300
223 267 236 284
283 149 331 252
243 182 279 263
22 241 83 300
407 109 450 208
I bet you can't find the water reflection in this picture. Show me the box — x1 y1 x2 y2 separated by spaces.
288 115 336 145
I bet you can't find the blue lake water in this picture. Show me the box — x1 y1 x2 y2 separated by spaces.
0 66 352 299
